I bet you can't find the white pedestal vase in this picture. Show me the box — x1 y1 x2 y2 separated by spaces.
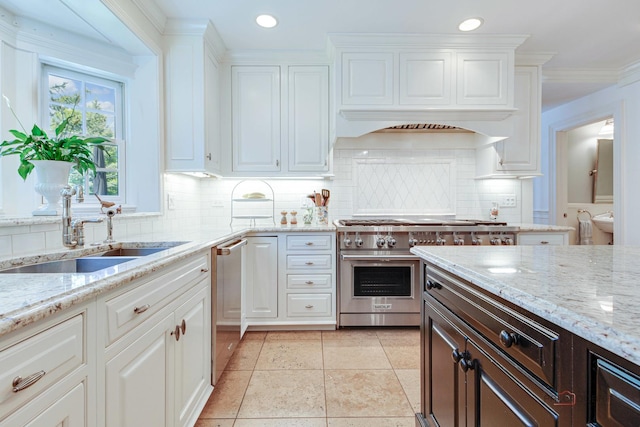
31 160 73 216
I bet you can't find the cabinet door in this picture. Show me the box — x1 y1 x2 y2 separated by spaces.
232 66 281 172
105 313 174 427
174 283 211 427
245 236 278 318
5 382 85 427
422 296 466 427
466 337 561 427
496 66 539 172
204 47 221 174
341 52 394 105
288 66 329 172
399 52 452 105
456 52 510 106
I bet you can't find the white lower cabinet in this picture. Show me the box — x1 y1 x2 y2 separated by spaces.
0 306 93 427
244 236 279 319
517 231 569 245
100 252 212 427
244 232 336 329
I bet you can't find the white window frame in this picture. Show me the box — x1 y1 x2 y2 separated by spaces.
41 64 126 208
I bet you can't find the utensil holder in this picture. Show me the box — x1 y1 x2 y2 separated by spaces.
315 206 328 225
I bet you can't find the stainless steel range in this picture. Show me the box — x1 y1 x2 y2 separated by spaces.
335 218 518 327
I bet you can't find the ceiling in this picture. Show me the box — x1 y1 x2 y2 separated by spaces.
2 0 639 111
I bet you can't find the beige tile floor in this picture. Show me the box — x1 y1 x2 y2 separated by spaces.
196 328 420 427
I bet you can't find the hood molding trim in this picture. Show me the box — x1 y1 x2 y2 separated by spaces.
336 108 516 139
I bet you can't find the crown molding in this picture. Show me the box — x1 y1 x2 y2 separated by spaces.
327 33 529 50
542 68 619 83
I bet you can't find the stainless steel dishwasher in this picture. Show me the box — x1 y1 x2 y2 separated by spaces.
213 238 247 384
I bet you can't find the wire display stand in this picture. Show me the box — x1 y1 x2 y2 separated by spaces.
230 180 275 227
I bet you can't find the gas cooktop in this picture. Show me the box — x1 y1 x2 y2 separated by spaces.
337 218 508 227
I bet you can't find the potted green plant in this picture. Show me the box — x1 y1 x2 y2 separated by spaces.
0 95 109 215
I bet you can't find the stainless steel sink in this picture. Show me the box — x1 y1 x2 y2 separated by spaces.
98 247 169 257
0 257 138 274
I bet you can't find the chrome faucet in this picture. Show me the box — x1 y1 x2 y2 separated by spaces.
61 186 104 248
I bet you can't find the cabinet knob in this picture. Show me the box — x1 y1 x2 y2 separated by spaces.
201 268 209 273
499 330 518 348
460 357 474 372
171 325 181 341
12 371 46 392
426 280 441 290
206 153 212 161
451 349 462 363
180 319 187 335
276 159 280 167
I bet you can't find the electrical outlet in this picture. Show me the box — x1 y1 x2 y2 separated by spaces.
167 194 175 210
502 194 516 208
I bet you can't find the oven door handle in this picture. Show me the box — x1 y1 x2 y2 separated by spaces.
340 254 418 261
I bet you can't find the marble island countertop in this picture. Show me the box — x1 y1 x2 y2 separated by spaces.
0 223 336 338
411 245 640 366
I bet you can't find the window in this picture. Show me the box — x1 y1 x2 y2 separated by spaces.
43 65 125 204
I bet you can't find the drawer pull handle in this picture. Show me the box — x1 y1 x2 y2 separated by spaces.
305 242 314 246
305 281 315 285
134 304 150 314
12 371 46 392
499 330 518 348
540 241 549 245
305 304 314 309
201 268 209 273
171 325 181 341
305 261 314 265
180 319 187 335
460 357 474 372
426 280 441 290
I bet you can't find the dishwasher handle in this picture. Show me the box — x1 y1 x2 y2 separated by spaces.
217 239 247 256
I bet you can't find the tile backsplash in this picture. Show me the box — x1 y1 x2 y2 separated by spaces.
0 147 525 256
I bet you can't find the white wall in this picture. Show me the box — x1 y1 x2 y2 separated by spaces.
536 80 640 244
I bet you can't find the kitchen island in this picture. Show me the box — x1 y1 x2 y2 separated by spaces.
412 245 640 426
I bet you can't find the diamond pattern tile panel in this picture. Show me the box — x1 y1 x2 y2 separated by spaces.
353 158 456 215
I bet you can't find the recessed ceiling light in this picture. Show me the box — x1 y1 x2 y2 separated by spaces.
458 17 484 32
256 14 278 28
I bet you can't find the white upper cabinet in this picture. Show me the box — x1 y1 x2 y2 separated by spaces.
456 52 510 106
165 22 224 175
341 53 394 105
336 47 514 111
475 65 542 178
288 66 330 172
399 52 452 105
232 66 282 172
224 61 330 176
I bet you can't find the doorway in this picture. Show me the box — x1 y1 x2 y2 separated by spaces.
554 118 615 245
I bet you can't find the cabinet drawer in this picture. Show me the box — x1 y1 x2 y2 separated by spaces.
287 255 332 270
518 233 566 245
286 294 332 317
104 254 209 346
286 234 333 251
426 265 559 389
287 274 332 289
0 315 84 417
592 357 640 426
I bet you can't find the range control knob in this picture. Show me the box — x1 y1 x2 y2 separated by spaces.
436 238 446 246
490 237 501 245
454 237 465 246
472 238 482 246
343 237 352 247
408 238 418 247
386 236 397 247
502 237 514 245
355 237 364 247
376 237 386 248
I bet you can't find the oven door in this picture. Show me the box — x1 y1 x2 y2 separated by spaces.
339 253 420 315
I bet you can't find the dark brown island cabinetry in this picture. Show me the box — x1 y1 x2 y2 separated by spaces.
417 264 573 427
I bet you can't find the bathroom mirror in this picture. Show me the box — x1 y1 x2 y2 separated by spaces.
593 138 613 203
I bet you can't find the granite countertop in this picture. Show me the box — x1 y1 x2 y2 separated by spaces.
514 223 574 232
0 223 336 338
411 245 640 366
